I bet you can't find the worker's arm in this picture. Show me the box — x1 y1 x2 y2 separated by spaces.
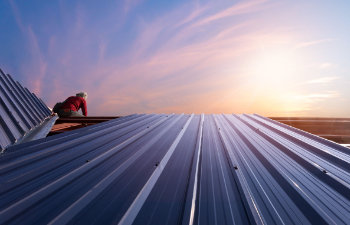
81 98 88 116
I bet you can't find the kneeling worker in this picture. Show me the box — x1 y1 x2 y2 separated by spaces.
58 92 88 117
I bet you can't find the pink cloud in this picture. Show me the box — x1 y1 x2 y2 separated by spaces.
190 0 271 28
9 1 47 95
123 0 144 14
46 0 274 115
27 0 343 117
26 27 47 96
8 0 26 33
296 38 334 48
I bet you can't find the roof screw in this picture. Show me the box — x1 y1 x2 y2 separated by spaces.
234 166 238 170
86 160 90 162
155 162 160 167
322 170 327 173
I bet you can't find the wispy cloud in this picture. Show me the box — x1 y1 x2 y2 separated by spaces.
288 91 339 111
26 27 47 95
9 0 47 95
298 91 339 100
8 0 25 33
40 0 288 114
319 62 335 69
274 90 341 117
296 38 334 48
306 76 339 84
190 0 271 28
123 0 144 14
6 0 346 116
307 62 336 70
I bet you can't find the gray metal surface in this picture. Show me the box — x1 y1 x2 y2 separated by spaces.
15 116 58 144
0 114 349 225
0 69 52 150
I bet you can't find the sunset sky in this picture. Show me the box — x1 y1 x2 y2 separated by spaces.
1 0 349 116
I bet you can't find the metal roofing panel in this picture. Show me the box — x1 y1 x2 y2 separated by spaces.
0 69 52 150
0 114 349 225
0 73 34 128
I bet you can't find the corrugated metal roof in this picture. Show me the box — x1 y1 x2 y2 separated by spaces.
0 114 349 225
0 69 52 150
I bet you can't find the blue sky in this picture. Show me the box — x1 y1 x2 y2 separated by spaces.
1 0 350 116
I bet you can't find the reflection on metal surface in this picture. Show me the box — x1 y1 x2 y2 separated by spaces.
0 114 349 225
0 69 52 150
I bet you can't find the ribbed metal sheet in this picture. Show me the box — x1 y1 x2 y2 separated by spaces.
0 114 349 225
0 68 52 150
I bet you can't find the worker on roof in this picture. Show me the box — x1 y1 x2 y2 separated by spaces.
58 92 88 117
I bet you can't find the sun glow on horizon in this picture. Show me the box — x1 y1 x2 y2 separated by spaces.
229 38 308 115
245 40 300 89
1 0 348 116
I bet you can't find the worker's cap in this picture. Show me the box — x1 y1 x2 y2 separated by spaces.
76 92 88 99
